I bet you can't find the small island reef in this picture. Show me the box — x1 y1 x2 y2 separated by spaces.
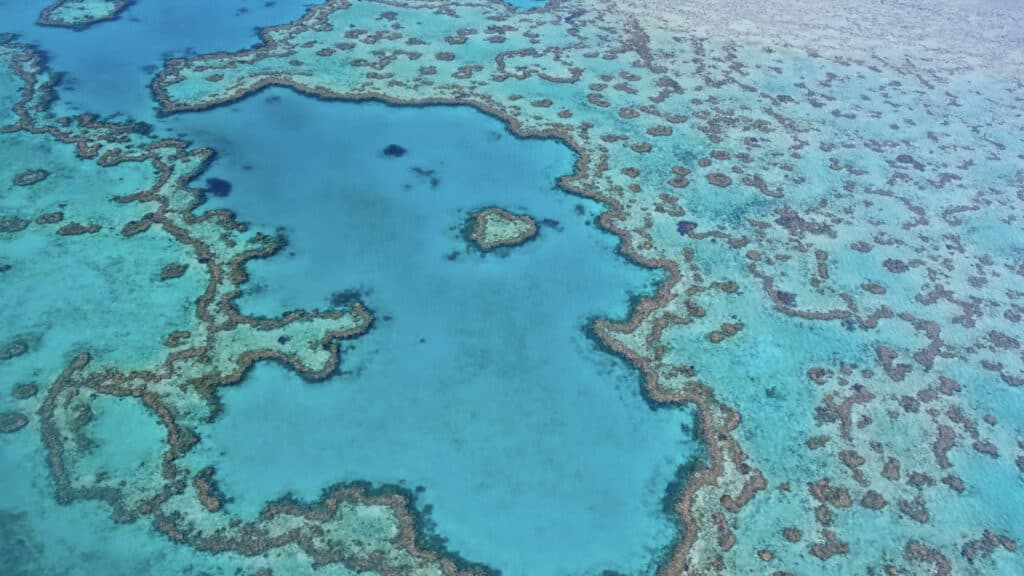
37 0 132 30
465 207 538 251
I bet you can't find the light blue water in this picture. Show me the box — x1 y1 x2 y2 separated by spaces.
505 0 550 10
1 6 329 574
170 88 699 576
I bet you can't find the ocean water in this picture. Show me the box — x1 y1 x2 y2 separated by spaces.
4 0 1024 574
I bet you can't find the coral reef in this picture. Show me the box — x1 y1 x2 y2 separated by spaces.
37 0 132 30
465 206 538 251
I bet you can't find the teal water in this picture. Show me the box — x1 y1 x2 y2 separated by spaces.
172 88 699 576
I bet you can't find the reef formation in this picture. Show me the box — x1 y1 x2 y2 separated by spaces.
465 206 537 251
2 0 1023 574
36 0 132 30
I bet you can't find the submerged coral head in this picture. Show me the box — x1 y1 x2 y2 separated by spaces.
205 177 232 197
676 220 697 235
775 290 797 307
382 143 407 158
330 289 363 307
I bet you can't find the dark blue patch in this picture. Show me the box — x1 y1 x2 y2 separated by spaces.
205 177 232 197
329 289 364 307
676 220 697 235
383 144 407 158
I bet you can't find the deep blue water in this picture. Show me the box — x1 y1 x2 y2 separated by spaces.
173 88 698 576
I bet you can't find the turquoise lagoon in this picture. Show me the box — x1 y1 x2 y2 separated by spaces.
173 88 699 576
